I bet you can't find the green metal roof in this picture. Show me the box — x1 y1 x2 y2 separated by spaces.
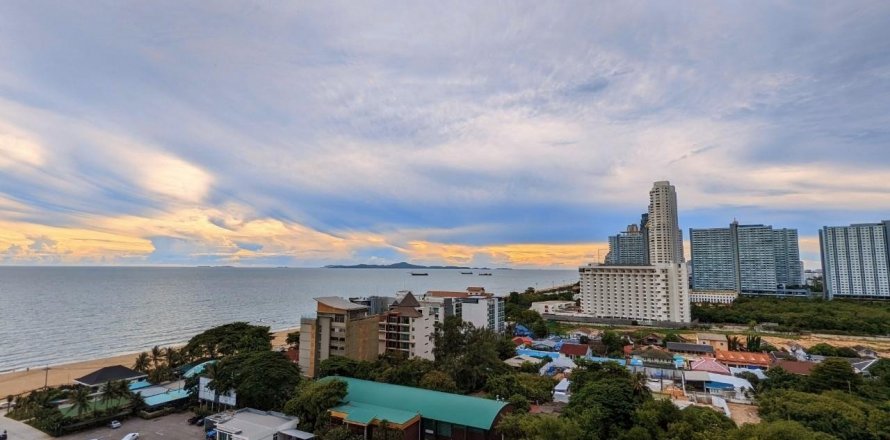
323 376 509 430
332 402 418 425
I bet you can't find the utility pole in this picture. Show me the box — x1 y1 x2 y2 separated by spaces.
43 366 50 389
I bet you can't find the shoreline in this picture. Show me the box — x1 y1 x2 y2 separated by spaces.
0 327 300 398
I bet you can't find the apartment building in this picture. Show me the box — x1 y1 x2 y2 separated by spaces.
378 292 441 360
420 289 506 332
579 262 690 323
298 297 380 377
820 221 890 299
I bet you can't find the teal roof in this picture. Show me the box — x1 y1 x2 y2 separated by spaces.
183 360 217 378
332 402 418 425
324 376 509 430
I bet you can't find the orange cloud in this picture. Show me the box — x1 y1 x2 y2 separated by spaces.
402 240 607 268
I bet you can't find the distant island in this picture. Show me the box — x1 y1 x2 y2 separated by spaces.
325 261 492 270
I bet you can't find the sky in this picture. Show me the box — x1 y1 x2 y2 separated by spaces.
0 1 889 269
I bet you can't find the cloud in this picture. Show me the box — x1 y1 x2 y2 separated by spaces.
0 2 889 267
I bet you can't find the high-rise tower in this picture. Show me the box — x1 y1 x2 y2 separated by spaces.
648 181 684 264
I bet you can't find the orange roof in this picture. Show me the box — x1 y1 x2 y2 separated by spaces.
772 359 818 375
512 336 533 346
715 350 771 366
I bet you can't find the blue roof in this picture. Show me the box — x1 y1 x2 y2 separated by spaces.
516 348 560 359
128 378 153 391
144 388 190 407
183 360 217 378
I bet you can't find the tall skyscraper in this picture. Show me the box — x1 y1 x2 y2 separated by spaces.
605 224 648 265
820 221 890 299
689 227 736 290
648 181 684 264
774 229 803 287
734 223 777 292
690 222 801 294
580 181 690 323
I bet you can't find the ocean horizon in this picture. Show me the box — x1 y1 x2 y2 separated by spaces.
0 266 577 372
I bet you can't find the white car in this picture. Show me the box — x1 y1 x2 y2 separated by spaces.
109 420 122 429
121 433 139 440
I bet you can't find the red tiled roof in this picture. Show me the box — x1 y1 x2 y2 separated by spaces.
716 350 771 366
467 287 485 292
560 343 589 357
512 336 533 346
772 359 818 375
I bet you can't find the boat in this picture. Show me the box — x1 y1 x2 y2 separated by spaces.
460 271 473 275
410 272 429 276
478 272 492 276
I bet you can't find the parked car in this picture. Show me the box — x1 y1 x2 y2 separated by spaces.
121 433 139 440
109 420 122 429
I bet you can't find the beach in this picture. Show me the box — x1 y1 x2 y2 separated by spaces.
0 328 298 398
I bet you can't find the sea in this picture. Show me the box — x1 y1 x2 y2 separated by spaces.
0 266 577 372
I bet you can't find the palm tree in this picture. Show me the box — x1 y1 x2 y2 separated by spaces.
728 336 742 351
164 347 180 369
69 386 93 417
630 372 650 400
133 352 151 373
101 380 115 408
151 346 163 369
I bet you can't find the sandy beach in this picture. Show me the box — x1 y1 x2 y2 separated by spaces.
0 328 299 398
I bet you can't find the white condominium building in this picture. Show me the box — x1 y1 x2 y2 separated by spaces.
579 263 691 323
820 221 890 299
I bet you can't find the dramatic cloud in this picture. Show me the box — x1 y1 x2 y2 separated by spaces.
0 1 888 268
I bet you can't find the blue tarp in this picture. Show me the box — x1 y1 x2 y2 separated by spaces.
514 324 532 337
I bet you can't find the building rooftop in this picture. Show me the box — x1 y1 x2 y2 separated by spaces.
715 350 772 366
666 342 715 354
771 359 818 375
213 409 297 439
425 290 470 298
324 376 509 430
559 343 589 357
690 358 731 375
74 365 147 386
315 296 369 311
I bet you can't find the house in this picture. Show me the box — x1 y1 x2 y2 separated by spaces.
666 342 715 358
511 336 533 346
323 376 511 440
568 327 599 340
513 324 532 337
715 351 772 370
503 355 542 369
74 365 148 392
695 333 728 351
851 358 881 375
299 297 380 377
771 359 818 376
682 371 754 402
853 346 879 359
559 343 591 360
552 379 571 403
640 333 664 346
206 408 314 440
689 358 731 375
530 340 559 352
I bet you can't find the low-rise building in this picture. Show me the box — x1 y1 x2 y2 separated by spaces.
299 297 380 378
421 290 505 333
207 408 314 440
695 333 728 351
74 365 148 393
666 342 715 362
715 351 772 370
689 290 738 304
559 343 591 360
530 300 575 314
324 376 511 440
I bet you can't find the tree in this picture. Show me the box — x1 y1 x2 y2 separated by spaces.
151 345 163 369
418 370 458 393
497 413 582 440
317 356 373 380
211 350 302 411
808 358 861 393
185 322 273 359
318 426 361 440
286 331 300 348
727 336 743 351
731 420 837 440
757 389 876 440
601 330 625 356
745 335 763 352
508 394 530 413
759 366 805 392
284 379 348 431
69 386 93 417
133 352 151 373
